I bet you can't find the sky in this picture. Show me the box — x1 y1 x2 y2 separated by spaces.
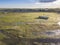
0 0 60 8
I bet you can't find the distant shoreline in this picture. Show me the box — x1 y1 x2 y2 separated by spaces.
0 8 60 12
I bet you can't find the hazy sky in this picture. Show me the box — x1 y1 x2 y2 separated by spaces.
0 0 60 8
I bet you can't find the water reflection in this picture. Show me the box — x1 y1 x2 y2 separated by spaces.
42 30 60 37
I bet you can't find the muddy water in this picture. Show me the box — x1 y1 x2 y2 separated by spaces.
37 43 60 45
31 38 60 45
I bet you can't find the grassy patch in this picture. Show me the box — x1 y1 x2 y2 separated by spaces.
0 12 60 38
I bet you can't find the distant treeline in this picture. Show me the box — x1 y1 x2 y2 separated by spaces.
0 8 60 12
